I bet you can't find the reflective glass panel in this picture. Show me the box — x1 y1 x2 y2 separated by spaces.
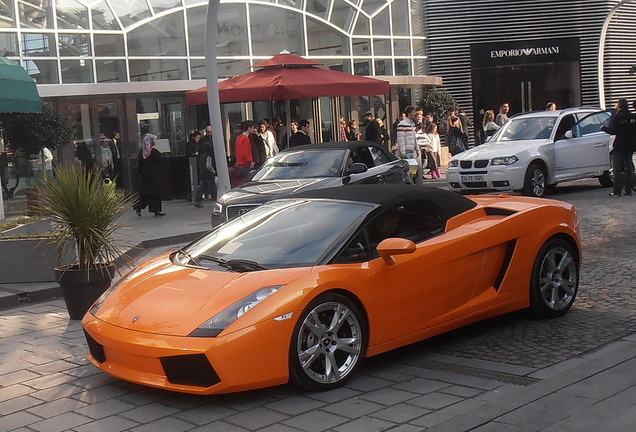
330 0 356 32
353 14 369 35
58 33 91 56
390 0 409 36
127 11 186 56
306 0 328 19
373 38 390 56
91 1 120 30
56 0 88 30
306 16 349 56
277 0 302 7
190 58 251 79
352 38 370 56
186 6 205 56
149 0 183 13
374 58 392 75
361 0 386 15
0 32 18 56
94 34 125 57
24 59 58 83
129 59 187 81
61 59 93 83
353 59 370 75
394 58 410 76
0 0 15 28
393 39 410 56
96 59 127 82
111 0 151 28
22 33 55 56
371 6 390 35
18 0 54 29
250 5 303 57
320 58 351 73
188 4 248 57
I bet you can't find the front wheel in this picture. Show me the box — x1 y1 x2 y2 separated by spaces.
598 170 613 188
522 163 547 197
289 293 366 391
530 238 579 318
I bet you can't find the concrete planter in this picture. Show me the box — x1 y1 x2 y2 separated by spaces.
0 237 62 283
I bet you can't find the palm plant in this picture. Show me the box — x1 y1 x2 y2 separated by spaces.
40 165 134 270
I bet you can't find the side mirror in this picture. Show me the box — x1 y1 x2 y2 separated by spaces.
345 162 367 175
564 130 574 139
377 238 416 265
246 169 257 181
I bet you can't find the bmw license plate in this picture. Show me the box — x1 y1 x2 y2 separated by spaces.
461 174 485 182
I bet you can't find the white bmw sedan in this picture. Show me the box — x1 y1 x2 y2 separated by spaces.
447 108 613 197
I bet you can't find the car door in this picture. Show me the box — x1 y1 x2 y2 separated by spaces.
334 201 486 344
366 145 409 184
347 146 391 185
554 111 611 180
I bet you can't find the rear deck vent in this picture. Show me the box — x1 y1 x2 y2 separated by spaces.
485 207 517 217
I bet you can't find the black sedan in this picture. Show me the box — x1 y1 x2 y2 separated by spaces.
211 141 412 226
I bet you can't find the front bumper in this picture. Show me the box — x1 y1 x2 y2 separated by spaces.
82 313 294 395
446 164 526 192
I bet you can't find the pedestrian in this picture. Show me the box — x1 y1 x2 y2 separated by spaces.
363 111 382 145
345 119 360 141
193 131 217 208
235 120 257 182
377 118 390 148
458 108 473 145
601 98 635 197
110 132 122 181
396 106 423 185
250 126 266 170
546 102 557 111
289 119 312 147
495 102 510 126
274 117 288 150
423 122 442 178
482 109 500 140
339 115 348 141
446 109 468 156
258 120 279 160
75 141 94 174
392 113 406 149
100 137 113 181
134 128 166 216
185 130 200 157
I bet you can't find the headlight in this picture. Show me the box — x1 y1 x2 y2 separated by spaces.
189 285 284 337
449 160 459 168
490 156 519 166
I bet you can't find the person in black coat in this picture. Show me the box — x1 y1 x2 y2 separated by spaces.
289 119 312 147
602 98 635 197
134 131 166 216
363 111 382 145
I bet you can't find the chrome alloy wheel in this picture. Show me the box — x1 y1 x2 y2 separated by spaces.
529 167 546 197
537 246 578 312
295 301 363 386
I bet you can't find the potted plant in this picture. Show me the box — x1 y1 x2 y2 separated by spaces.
40 165 134 319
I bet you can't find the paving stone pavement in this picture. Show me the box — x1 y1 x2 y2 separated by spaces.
1 179 635 431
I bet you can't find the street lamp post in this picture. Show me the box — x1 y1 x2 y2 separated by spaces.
205 0 231 197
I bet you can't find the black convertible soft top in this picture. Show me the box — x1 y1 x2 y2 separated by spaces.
281 141 398 160
289 184 477 219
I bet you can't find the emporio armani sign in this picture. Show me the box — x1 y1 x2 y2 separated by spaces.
490 46 560 58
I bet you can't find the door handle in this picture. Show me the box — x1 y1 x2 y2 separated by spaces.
594 143 607 147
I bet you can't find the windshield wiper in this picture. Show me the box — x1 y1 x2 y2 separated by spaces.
198 255 267 272
179 249 201 267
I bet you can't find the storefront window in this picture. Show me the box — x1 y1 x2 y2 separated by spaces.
127 11 186 56
250 4 304 57
374 59 392 75
94 34 125 57
61 59 93 83
56 0 89 30
18 0 54 29
91 1 121 31
391 0 409 37
129 59 187 81
354 59 370 76
394 59 411 76
24 59 58 83
58 33 91 57
306 16 350 56
393 39 410 56
22 33 56 56
373 38 391 56
0 32 18 56
96 60 127 83
352 38 370 56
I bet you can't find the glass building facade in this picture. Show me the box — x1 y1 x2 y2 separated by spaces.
0 0 427 84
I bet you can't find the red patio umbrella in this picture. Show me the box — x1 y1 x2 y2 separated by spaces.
185 53 389 105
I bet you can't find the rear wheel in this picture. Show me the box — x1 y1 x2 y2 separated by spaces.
522 163 547 197
530 238 579 317
289 293 366 391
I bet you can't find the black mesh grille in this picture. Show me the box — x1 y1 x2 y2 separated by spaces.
460 160 473 169
227 204 261 220
463 182 488 188
474 160 489 168
160 354 221 388
84 330 106 363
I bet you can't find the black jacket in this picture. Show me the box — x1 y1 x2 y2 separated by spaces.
289 131 311 147
364 119 382 145
602 110 636 153
137 148 163 196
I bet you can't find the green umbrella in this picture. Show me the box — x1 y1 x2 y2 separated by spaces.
0 57 42 113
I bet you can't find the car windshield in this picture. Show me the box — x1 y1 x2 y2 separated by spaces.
180 199 373 270
491 116 556 142
251 149 347 180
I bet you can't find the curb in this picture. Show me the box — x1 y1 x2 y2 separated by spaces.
0 230 209 312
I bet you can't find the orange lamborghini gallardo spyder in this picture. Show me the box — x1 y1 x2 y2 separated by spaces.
83 184 581 395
